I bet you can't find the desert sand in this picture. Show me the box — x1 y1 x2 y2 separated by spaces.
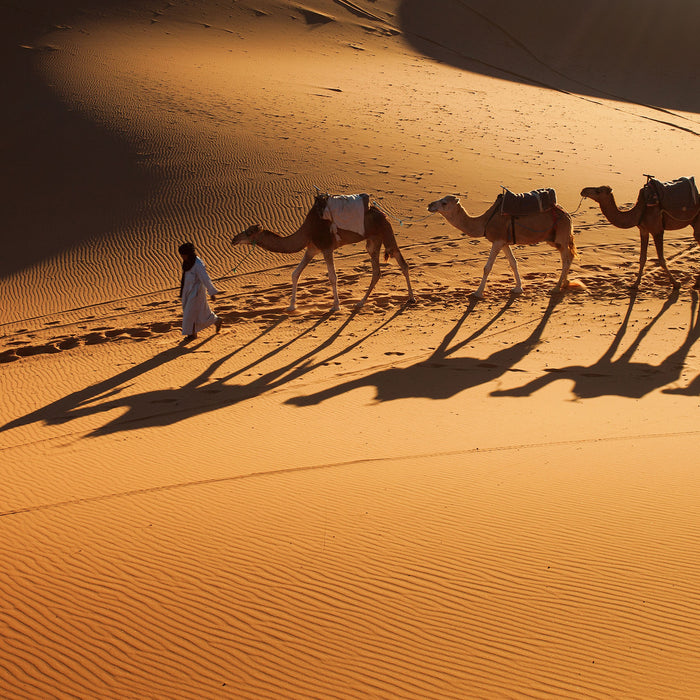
2 1 700 698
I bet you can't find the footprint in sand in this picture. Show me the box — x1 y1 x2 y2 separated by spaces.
85 332 108 345
16 343 60 357
125 327 152 339
57 337 80 350
150 322 172 333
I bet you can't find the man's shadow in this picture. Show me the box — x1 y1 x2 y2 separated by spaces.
490 289 700 400
286 292 560 407
1 305 411 438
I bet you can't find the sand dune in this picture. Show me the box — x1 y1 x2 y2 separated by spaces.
399 0 700 114
2 1 700 698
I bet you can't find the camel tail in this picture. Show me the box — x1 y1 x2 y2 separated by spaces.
371 207 401 261
556 208 578 260
383 234 400 261
569 234 578 260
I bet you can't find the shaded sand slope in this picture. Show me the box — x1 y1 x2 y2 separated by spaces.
1 1 154 283
399 0 700 114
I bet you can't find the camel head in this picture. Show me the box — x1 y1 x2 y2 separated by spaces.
232 223 262 246
428 195 461 214
580 185 613 203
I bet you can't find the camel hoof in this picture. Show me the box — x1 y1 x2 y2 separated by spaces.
470 291 484 300
286 305 296 314
512 287 523 295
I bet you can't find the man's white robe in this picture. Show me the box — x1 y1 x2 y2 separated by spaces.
181 257 219 336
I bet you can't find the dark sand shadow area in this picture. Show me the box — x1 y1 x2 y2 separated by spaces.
0 304 411 438
1 1 160 281
398 0 700 114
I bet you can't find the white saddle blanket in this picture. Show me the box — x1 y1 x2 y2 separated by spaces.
322 194 366 237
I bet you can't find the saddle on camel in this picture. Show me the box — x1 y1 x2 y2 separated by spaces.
495 187 559 244
642 174 699 212
321 193 370 240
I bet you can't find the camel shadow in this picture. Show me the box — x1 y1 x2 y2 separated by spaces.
285 292 560 407
490 290 700 400
0 318 285 436
663 373 700 397
398 0 700 114
1 305 410 438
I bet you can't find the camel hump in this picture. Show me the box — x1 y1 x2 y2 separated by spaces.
643 176 699 211
498 187 557 216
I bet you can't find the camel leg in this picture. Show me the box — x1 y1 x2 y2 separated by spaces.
473 240 504 299
289 248 315 312
392 248 415 303
355 241 382 309
651 231 678 287
551 243 573 294
502 245 523 294
632 229 650 289
322 249 341 312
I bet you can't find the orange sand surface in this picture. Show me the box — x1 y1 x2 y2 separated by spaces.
2 1 700 698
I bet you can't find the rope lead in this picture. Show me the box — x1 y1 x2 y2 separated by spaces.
216 241 257 281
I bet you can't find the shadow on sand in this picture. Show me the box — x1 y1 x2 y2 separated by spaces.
286 290 700 407
2 1 155 281
6 291 697 440
398 0 700 115
491 289 700 400
0 305 410 438
286 292 559 406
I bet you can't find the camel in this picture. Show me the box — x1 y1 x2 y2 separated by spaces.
231 194 414 312
427 194 576 297
580 184 700 289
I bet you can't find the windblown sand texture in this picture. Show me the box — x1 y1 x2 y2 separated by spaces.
2 1 700 698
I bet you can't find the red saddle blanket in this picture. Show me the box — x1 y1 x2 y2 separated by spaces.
643 176 699 211
498 187 557 216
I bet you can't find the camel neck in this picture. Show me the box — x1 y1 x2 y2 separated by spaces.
449 203 494 238
253 226 309 254
598 193 644 229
